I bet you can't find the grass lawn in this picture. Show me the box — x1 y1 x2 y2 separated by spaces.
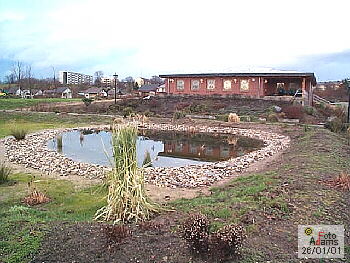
0 98 81 110
0 115 349 262
0 112 113 138
0 173 106 263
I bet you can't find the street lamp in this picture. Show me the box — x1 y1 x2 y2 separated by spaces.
113 73 118 104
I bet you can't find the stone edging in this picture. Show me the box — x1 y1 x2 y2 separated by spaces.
3 123 290 188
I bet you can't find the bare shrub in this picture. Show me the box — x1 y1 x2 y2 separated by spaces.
266 113 279 122
181 214 247 261
210 224 247 260
181 213 210 253
282 105 304 119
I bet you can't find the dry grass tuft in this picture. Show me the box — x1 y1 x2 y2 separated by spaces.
325 172 350 191
228 113 240 123
22 190 51 206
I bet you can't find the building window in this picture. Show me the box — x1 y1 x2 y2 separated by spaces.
176 80 184 90
223 80 231 90
240 79 249 91
277 83 285 89
191 80 200 90
207 79 215 90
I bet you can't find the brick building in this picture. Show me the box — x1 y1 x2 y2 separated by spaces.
159 72 316 105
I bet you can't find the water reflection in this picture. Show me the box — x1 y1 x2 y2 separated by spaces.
47 129 263 168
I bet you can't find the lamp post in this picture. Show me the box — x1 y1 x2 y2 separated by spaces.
113 73 118 104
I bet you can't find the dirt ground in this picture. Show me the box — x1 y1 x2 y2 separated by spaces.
29 120 350 263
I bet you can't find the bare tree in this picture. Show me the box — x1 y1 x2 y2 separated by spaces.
94 71 104 87
12 61 24 89
5 73 16 89
25 64 33 98
52 66 57 88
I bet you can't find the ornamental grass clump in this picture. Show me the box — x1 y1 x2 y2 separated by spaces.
95 123 160 223
0 162 12 184
10 126 28 140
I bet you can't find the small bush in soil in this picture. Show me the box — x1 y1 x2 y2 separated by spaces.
266 113 279 123
173 111 186 120
216 114 229 122
122 107 134 117
10 126 28 140
175 102 191 111
282 105 304 119
104 224 131 244
82 98 93 106
324 106 348 133
181 214 246 261
304 106 315 116
0 162 11 184
143 110 152 117
210 224 246 260
182 213 210 253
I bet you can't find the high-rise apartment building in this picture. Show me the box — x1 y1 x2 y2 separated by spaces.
59 71 93 85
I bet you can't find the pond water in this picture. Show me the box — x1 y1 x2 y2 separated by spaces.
47 129 264 168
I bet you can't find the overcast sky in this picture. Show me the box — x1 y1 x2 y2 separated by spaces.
0 0 349 81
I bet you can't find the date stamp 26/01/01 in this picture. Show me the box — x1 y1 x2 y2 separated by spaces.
298 225 344 259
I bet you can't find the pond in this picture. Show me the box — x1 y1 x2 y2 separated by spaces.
47 129 264 168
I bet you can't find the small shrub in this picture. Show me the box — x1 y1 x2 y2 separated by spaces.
189 104 208 113
0 162 11 184
228 113 240 123
143 110 152 117
104 224 131 244
324 106 348 133
173 111 186 120
266 113 279 123
175 102 191 111
82 98 93 106
326 172 350 191
304 106 315 116
210 224 246 260
122 107 134 117
282 105 304 119
216 114 229 122
10 126 28 140
182 213 210 253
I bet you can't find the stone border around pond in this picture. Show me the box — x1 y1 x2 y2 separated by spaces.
3 123 290 188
